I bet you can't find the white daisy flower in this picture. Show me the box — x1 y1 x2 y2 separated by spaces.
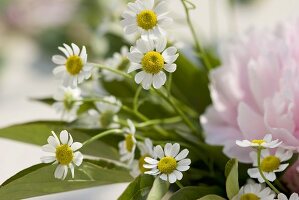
247 148 293 183
41 130 83 180
103 46 130 82
118 119 137 165
53 86 82 122
121 0 172 38
130 138 154 177
236 134 282 149
127 37 178 90
52 43 93 88
232 183 275 200
143 143 191 184
276 193 299 200
86 96 121 129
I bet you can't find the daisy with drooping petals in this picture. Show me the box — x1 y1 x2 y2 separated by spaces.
236 134 282 149
232 183 275 200
130 138 154 177
121 0 172 38
119 119 137 165
128 37 178 90
143 143 191 183
52 43 93 88
248 148 293 183
103 46 130 82
41 130 83 180
53 86 82 122
86 96 121 129
276 193 299 200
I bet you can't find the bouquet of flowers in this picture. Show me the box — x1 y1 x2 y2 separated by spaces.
1 0 299 199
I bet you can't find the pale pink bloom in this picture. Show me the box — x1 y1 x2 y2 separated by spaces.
200 20 299 164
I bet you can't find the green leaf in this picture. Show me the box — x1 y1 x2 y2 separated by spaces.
0 121 119 160
225 159 239 199
118 174 155 200
198 195 226 200
0 162 132 200
169 186 223 200
146 177 169 200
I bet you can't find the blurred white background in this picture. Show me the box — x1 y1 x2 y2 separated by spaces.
0 0 299 199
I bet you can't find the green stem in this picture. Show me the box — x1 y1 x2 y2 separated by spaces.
181 0 212 71
82 129 122 146
90 63 132 79
136 116 182 128
257 148 280 194
175 180 184 189
133 86 142 112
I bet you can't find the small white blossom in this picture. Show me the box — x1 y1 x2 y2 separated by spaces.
236 134 282 149
41 130 83 180
248 148 293 183
232 183 275 200
276 193 299 200
144 143 190 183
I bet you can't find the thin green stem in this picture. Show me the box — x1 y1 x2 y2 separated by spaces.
166 73 173 97
82 129 122 146
175 181 184 189
136 116 182 128
181 0 212 71
257 148 280 194
133 86 142 112
90 63 132 79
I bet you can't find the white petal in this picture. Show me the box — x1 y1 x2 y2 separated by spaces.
69 163 75 178
168 173 176 183
71 142 83 151
263 134 272 142
176 165 190 172
68 133 74 146
164 64 177 73
80 46 87 63
53 66 66 77
73 151 83 166
58 46 70 57
155 37 167 53
141 73 153 90
152 71 166 89
178 159 191 166
54 165 65 179
143 164 157 169
159 173 167 181
173 170 183 180
135 71 146 84
63 43 74 56
40 156 56 163
60 130 69 144
264 172 276 182
154 145 164 159
47 136 59 147
128 52 143 63
62 165 68 180
144 157 158 164
175 149 189 161
71 43 80 56
52 55 66 65
124 24 138 34
170 143 180 157
163 54 179 64
154 1 167 16
128 63 142 73
42 144 56 153
164 143 172 156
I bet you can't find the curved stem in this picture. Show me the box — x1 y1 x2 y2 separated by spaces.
136 116 182 128
257 148 280 194
175 180 184 189
90 63 132 79
181 0 212 71
82 129 122 146
133 86 142 112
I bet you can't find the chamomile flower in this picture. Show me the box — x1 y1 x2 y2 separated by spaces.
119 119 137 164
53 86 82 122
41 130 83 180
128 37 178 90
144 143 191 183
276 193 299 200
130 138 154 177
52 43 93 88
103 46 130 82
232 183 275 200
236 134 282 149
248 148 293 183
87 96 121 129
121 0 172 38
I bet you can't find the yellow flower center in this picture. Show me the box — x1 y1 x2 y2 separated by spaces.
125 134 134 152
141 51 164 74
240 193 260 200
251 140 265 145
261 155 280 172
56 144 73 165
138 154 150 173
66 55 83 75
157 156 177 174
99 110 114 128
136 10 157 30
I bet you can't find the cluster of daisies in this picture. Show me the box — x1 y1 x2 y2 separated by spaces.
233 135 298 200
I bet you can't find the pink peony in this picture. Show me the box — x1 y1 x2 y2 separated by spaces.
200 21 299 163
